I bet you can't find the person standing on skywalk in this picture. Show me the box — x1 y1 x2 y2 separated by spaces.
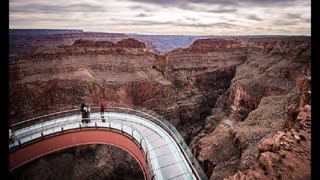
100 103 105 115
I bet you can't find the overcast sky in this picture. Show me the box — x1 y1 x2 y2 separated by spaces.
9 0 311 35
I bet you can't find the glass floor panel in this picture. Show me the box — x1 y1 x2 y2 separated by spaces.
9 111 201 180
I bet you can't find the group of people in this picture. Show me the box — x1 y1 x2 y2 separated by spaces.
80 103 105 120
8 103 106 142
80 103 91 118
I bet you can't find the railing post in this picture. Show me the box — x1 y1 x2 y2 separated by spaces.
121 121 123 133
132 129 134 139
145 151 149 161
140 138 143 149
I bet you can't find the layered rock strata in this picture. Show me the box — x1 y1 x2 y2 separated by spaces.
9 36 311 179
9 38 172 123
190 37 311 179
9 32 128 61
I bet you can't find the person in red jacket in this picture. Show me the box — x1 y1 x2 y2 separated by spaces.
100 103 105 115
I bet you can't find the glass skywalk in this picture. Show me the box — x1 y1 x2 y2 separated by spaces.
9 108 208 180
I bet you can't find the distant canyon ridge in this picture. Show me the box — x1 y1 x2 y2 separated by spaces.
9 30 310 180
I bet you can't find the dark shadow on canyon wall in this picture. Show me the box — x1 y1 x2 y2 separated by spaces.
11 144 144 180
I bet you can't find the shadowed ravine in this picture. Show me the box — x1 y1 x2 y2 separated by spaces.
11 144 144 180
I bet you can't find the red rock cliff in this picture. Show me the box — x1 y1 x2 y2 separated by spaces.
189 37 310 179
9 36 311 180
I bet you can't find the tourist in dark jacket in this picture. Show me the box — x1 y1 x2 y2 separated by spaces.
80 103 85 112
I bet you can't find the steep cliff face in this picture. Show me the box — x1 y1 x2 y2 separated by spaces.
165 39 246 139
224 78 311 180
9 32 128 61
9 36 311 179
9 38 245 134
9 38 174 123
190 37 311 179
188 39 246 52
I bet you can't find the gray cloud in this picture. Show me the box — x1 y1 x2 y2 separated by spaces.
108 18 238 29
194 23 232 29
136 13 148 17
9 0 310 35
177 3 238 13
11 18 79 24
185 17 198 22
303 18 310 23
286 13 301 19
247 15 263 21
109 18 169 26
10 2 106 13
127 0 302 7
207 8 237 13
170 22 238 28
272 19 300 26
129 5 154 12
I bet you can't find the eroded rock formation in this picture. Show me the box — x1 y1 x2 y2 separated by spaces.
9 36 311 179
189 37 311 179
9 32 128 61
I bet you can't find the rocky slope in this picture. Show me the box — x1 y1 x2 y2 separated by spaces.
9 36 311 179
189 37 311 179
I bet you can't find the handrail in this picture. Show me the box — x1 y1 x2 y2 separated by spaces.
10 117 155 179
12 109 80 126
100 107 207 180
10 106 207 180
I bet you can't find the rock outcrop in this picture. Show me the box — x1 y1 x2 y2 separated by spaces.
165 38 246 139
226 103 311 180
9 38 172 123
9 36 311 179
9 32 128 61
190 37 311 179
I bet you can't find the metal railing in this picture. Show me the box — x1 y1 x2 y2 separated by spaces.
11 106 208 180
10 117 155 179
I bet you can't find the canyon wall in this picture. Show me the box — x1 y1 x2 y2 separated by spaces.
9 32 128 61
189 37 311 179
10 38 172 123
9 36 311 179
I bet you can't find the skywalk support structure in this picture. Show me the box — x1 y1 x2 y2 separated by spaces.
9 107 208 180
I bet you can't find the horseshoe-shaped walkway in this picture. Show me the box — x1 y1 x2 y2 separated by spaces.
9 107 208 180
